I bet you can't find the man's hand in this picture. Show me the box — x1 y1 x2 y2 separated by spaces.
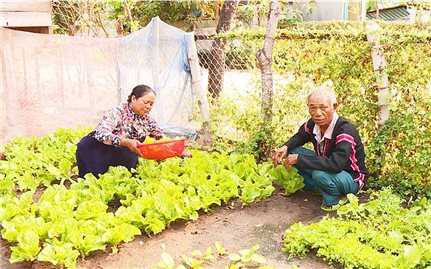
272 145 288 166
120 138 143 157
284 154 298 169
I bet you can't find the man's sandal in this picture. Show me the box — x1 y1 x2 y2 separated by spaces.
339 196 348 205
320 197 348 212
320 204 340 212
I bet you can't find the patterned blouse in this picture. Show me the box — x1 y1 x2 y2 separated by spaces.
91 103 164 146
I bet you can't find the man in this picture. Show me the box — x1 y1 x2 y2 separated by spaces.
272 86 368 211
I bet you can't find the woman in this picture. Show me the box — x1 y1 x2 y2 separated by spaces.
76 84 164 178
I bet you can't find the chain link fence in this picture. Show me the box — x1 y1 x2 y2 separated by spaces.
195 30 262 99
193 30 270 145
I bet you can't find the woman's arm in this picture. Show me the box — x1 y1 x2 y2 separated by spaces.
93 108 123 146
147 116 164 139
119 137 143 156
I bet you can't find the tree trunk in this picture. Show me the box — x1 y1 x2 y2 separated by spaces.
256 0 280 160
207 0 239 99
375 0 380 19
366 22 389 127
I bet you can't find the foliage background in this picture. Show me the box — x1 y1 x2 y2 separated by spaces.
42 1 431 199
208 21 431 200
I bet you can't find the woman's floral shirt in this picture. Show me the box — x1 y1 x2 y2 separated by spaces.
91 103 164 146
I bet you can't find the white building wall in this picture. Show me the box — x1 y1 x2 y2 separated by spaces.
303 0 345 21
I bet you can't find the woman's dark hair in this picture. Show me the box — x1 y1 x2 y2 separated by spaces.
127 85 156 103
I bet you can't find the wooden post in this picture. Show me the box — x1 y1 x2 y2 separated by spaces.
256 0 280 159
187 34 212 145
366 22 389 126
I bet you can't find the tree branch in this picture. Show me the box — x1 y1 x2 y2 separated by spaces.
124 1 134 26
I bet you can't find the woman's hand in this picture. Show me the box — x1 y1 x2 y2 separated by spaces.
120 138 143 157
180 150 193 158
272 145 288 166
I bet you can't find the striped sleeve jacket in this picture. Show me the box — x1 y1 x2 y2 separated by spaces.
284 116 368 189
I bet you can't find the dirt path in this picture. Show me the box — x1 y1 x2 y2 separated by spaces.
1 189 332 269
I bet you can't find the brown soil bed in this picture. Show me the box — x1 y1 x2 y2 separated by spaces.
1 189 334 269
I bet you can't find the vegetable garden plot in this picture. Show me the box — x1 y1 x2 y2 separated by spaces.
2 128 431 269
283 189 431 269
0 128 303 268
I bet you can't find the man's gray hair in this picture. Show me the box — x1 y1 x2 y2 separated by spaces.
307 86 337 105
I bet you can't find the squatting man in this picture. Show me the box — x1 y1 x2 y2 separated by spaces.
272 86 368 212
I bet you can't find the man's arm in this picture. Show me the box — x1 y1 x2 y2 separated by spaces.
284 120 312 150
295 141 353 173
272 121 311 165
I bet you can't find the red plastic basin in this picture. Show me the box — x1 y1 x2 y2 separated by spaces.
137 138 186 160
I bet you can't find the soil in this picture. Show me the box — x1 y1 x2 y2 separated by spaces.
1 189 334 269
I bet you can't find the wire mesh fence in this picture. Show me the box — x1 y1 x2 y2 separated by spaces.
194 31 261 98
195 34 259 71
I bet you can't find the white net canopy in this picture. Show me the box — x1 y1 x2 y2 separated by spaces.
0 17 208 146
